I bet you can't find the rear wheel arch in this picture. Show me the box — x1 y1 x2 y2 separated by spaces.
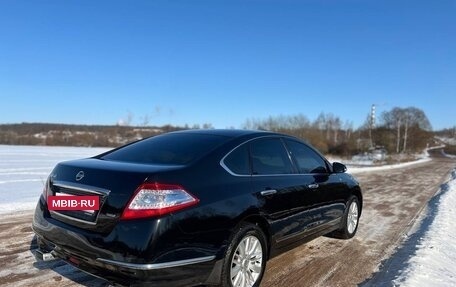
198 214 271 286
351 187 363 215
244 216 271 255
220 221 268 287
227 214 272 264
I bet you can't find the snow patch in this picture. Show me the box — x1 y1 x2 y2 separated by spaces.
393 171 456 286
348 158 432 174
436 136 456 145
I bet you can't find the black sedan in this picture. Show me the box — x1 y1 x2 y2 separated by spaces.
32 129 362 287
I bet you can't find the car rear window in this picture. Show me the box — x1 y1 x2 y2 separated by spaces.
223 144 250 175
101 133 229 165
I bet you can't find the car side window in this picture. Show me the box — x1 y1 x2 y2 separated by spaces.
284 139 328 174
250 138 294 175
223 144 250 175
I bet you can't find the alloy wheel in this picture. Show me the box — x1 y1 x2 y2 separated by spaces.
230 235 263 287
347 201 359 234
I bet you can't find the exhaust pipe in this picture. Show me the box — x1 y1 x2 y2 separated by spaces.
35 249 56 261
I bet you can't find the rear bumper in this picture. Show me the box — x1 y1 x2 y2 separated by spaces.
32 199 223 287
35 235 216 287
96 255 215 270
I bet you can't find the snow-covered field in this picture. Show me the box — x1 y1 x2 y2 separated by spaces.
0 145 110 214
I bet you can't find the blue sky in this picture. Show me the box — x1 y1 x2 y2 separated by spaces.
0 0 454 130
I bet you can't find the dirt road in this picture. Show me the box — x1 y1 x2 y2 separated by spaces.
0 157 455 287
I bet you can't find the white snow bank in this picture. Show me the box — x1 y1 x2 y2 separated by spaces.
0 145 110 214
347 157 432 174
393 171 456 286
436 136 456 145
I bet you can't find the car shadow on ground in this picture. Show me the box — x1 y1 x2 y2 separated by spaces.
29 235 110 286
360 168 456 286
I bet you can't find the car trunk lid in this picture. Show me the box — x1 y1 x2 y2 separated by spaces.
47 158 183 233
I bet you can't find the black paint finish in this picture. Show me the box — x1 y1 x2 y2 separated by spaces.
32 129 362 287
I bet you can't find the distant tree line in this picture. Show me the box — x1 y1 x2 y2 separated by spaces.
0 107 454 157
244 113 356 156
0 123 183 147
244 106 447 156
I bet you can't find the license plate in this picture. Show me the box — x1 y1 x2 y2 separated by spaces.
49 193 99 213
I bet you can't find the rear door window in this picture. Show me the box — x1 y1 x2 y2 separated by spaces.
250 138 294 175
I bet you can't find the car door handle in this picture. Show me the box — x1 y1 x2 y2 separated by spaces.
307 184 319 189
260 189 277 196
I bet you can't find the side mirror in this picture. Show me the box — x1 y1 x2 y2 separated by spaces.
332 162 347 173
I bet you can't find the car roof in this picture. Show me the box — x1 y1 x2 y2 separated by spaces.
169 129 279 138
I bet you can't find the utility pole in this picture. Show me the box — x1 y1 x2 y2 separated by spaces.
369 104 375 148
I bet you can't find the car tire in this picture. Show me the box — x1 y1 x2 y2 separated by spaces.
329 196 360 239
220 223 267 287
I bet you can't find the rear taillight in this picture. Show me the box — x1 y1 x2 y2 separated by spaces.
120 183 199 220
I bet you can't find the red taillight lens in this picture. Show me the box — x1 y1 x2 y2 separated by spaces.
120 183 199 220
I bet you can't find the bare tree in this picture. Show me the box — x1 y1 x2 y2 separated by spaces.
344 120 353 140
401 107 432 152
202 123 214 129
312 113 342 144
381 107 432 153
140 115 150 126
382 107 404 153
125 111 134 126
243 114 311 131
